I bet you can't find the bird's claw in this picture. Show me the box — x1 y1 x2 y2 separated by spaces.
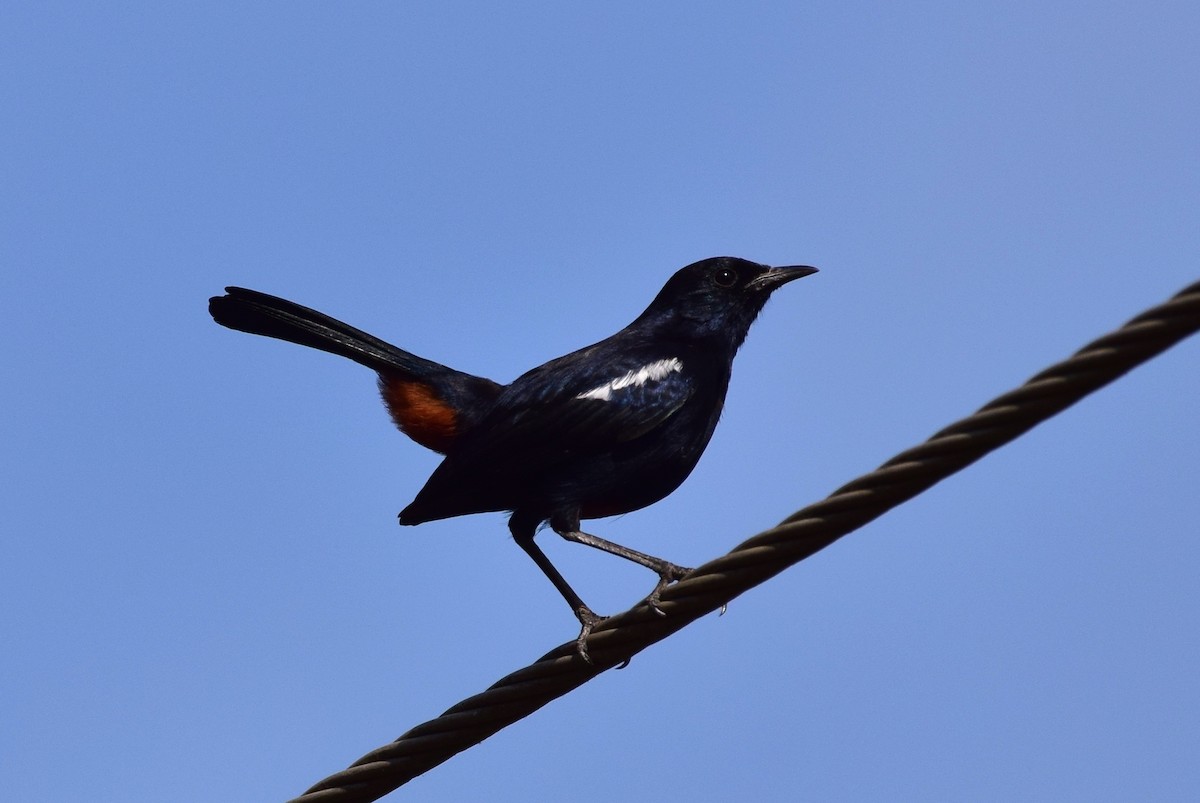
645 562 693 616
571 561 691 663
573 607 607 664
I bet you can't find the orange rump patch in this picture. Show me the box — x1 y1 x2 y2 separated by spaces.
380 377 459 453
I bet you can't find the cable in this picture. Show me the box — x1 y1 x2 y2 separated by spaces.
291 279 1200 802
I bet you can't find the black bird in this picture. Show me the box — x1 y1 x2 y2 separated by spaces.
209 257 816 655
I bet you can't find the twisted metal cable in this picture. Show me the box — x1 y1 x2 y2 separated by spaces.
292 279 1200 803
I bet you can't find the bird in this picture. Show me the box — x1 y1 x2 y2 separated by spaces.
209 256 816 658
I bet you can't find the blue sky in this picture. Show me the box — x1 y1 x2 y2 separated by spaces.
3 3 1198 801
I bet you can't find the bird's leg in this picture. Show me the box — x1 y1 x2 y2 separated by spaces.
509 513 604 663
550 514 693 616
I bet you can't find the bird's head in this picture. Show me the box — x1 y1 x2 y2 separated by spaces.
637 257 818 348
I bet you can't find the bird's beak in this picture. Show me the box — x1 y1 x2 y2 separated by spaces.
749 264 819 291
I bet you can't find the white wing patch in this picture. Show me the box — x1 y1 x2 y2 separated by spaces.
576 357 683 402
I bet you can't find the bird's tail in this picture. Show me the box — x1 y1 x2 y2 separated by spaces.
209 287 441 376
209 287 502 453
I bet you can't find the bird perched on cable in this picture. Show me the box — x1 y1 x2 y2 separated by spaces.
209 257 816 657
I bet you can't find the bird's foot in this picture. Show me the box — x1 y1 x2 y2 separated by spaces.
572 606 607 664
645 561 693 616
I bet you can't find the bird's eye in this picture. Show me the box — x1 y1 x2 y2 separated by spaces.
713 268 738 288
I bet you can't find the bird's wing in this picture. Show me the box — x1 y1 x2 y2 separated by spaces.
463 353 696 465
398 350 698 523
